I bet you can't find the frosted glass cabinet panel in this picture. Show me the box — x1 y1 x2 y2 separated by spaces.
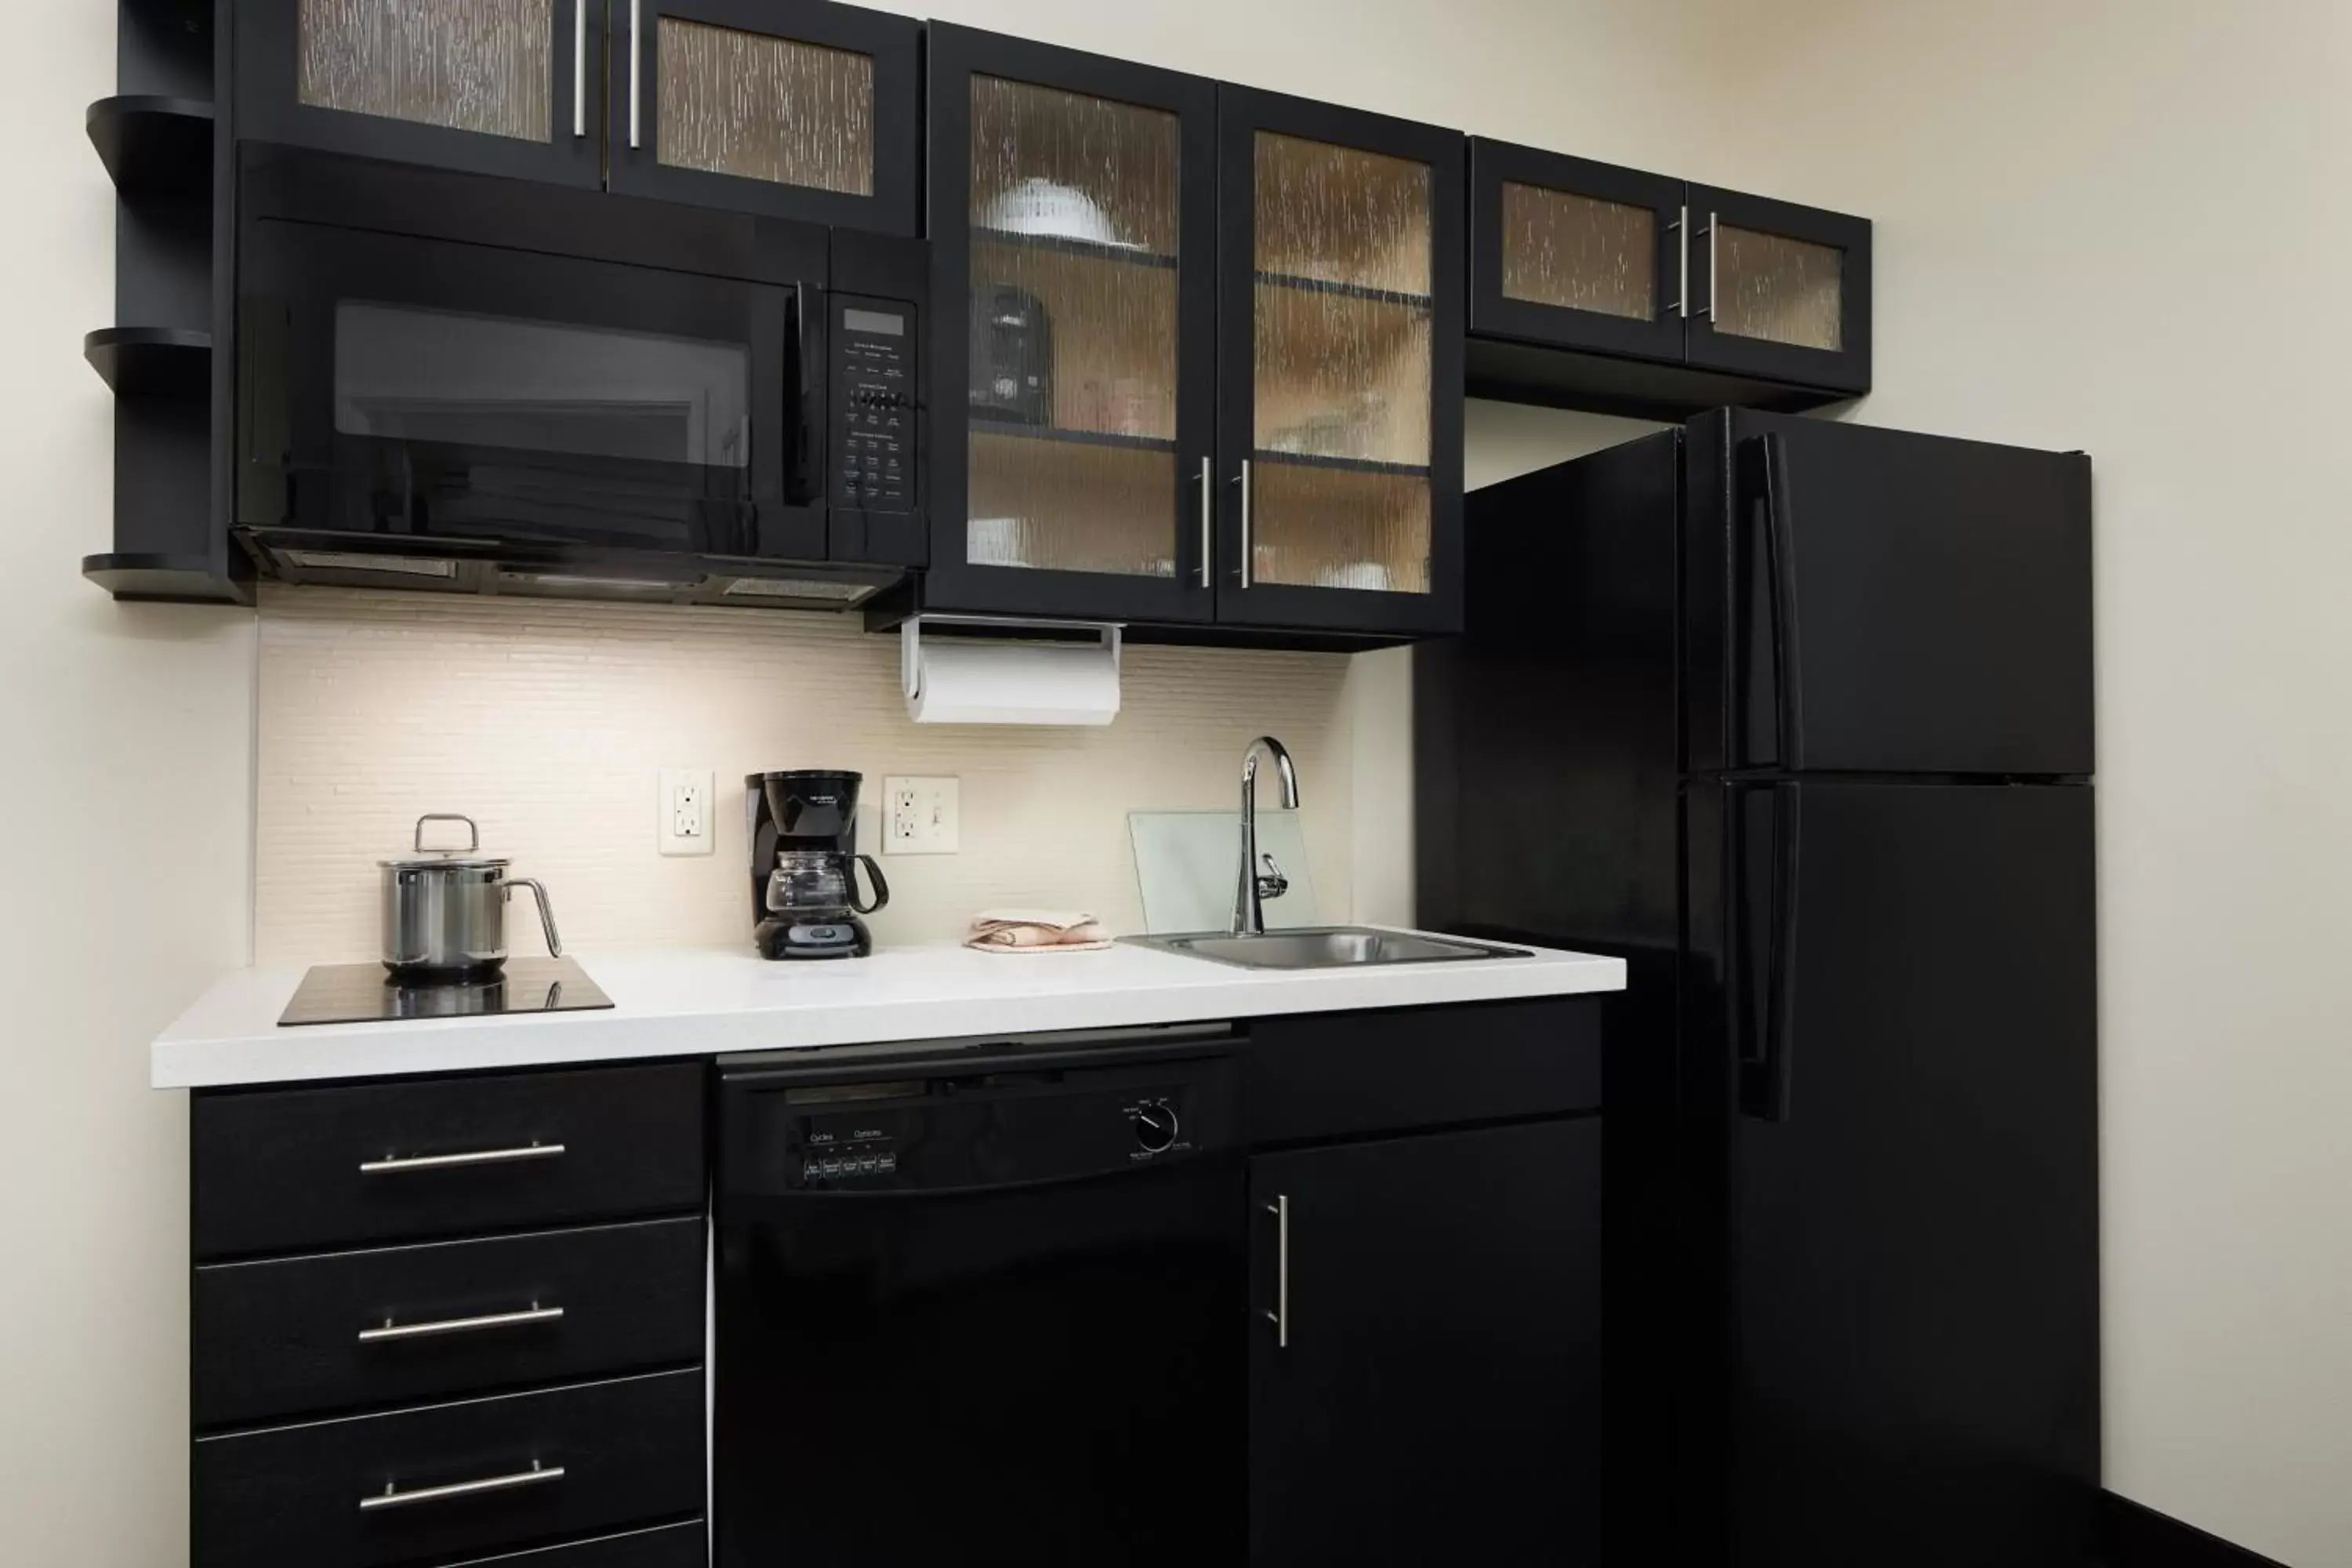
1220 91 1462 635
655 20 874 196
1686 183 1870 390
297 0 553 142
1712 224 1843 351
925 26 1219 623
1467 141 1688 372
1499 183 1655 321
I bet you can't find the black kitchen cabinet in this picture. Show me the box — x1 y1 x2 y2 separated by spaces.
1248 1117 1602 1565
1468 137 1871 416
234 0 918 230
922 24 1221 626
918 31 1465 643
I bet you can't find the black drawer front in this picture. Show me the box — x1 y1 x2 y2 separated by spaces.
193 1369 703 1568
1244 996 1603 1143
447 1519 707 1566
194 1065 705 1258
194 1217 706 1428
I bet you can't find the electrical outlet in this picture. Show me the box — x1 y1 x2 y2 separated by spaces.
883 775 960 855
659 768 715 856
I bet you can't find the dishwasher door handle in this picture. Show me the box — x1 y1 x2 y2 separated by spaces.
1262 1195 1289 1348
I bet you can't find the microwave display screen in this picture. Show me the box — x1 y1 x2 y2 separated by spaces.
842 307 904 336
333 301 753 468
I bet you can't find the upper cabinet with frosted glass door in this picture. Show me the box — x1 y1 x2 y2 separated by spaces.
922 25 1219 622
1467 140 1869 415
1216 89 1465 636
234 0 919 230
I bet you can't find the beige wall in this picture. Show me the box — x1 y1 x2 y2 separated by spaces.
10 0 2347 1562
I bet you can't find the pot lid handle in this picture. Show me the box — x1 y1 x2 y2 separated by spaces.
414 814 481 854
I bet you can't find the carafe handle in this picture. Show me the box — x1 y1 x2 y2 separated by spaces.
849 854 890 916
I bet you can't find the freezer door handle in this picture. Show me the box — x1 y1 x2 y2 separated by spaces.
1734 782 1802 1123
1737 434 1800 768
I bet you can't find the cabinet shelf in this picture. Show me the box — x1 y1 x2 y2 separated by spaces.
84 327 212 397
969 416 1176 452
86 95 214 196
975 227 1178 268
1254 448 1429 478
1254 270 1432 308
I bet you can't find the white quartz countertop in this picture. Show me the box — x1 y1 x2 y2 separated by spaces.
151 932 1624 1089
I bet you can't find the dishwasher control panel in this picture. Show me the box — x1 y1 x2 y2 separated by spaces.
742 1047 1237 1193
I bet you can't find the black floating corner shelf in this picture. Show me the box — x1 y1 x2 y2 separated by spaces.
80 553 253 607
84 327 211 397
86 95 215 196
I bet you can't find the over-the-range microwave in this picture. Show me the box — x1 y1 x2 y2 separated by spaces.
233 149 924 611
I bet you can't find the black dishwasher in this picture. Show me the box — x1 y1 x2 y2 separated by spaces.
715 1029 1244 1566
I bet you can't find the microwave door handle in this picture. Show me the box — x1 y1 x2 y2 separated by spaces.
788 285 822 506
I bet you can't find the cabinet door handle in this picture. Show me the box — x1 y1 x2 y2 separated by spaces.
572 0 587 139
1700 210 1719 321
1233 460 1254 590
1665 203 1688 319
357 1304 564 1344
359 1461 564 1512
1197 456 1214 589
358 1142 565 1175
1263 1194 1289 1348
628 0 642 149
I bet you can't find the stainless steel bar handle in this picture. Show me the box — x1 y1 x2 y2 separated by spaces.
1668 203 1689 318
500 877 564 958
1263 1195 1289 1348
359 1142 565 1175
358 1304 564 1344
1234 460 1254 590
572 0 587 140
628 0 642 149
360 1461 564 1512
1197 456 1214 589
1703 211 1719 321
414 813 479 853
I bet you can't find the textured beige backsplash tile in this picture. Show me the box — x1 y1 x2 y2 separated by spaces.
254 587 1355 964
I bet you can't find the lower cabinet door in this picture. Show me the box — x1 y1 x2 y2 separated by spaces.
1248 1119 1602 1566
193 1369 703 1568
445 1519 708 1566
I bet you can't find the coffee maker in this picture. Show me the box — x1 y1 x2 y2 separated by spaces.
748 771 890 960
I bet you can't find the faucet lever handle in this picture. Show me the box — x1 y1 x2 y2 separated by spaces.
1255 851 1290 902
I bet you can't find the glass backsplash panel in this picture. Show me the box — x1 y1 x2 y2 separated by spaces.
298 0 552 143
968 431 1178 577
657 18 874 196
1716 224 1844 350
1500 182 1655 319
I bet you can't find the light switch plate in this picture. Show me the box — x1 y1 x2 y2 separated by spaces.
659 768 715 856
884 775 960 855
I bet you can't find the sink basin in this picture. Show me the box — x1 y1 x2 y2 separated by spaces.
1125 927 1529 971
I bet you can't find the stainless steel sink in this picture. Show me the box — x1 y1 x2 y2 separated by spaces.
1124 926 1529 970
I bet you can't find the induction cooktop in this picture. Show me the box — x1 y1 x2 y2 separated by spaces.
278 957 614 1028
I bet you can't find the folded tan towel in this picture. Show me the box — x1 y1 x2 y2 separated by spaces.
966 909 1112 953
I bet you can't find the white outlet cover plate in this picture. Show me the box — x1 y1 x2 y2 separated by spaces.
658 768 716 857
883 775 960 855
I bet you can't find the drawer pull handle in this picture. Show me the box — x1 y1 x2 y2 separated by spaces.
358 1142 565 1175
358 1303 565 1344
359 1460 564 1512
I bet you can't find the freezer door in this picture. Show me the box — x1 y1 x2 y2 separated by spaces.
1685 778 2098 1566
1684 410 2093 776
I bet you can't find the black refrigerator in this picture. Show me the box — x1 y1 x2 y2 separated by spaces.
1417 408 2099 1566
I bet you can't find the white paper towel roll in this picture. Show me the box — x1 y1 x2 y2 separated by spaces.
906 636 1121 725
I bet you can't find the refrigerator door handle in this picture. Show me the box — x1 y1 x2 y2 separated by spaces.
1740 433 1801 768
1737 782 1802 1122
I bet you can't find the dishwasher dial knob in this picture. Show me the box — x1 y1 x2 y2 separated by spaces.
1133 1099 1180 1153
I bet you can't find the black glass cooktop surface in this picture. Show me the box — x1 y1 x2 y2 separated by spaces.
278 957 614 1028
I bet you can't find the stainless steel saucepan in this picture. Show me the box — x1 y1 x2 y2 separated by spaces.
379 814 561 980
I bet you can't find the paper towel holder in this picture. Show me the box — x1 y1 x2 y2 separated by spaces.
901 612 1124 717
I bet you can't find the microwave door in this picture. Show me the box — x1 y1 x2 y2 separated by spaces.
246 221 800 558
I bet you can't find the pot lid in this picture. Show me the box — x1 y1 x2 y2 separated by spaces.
379 814 512 870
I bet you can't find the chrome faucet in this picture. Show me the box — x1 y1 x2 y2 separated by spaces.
1233 736 1301 936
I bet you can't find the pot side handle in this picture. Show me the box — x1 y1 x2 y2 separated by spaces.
499 877 563 958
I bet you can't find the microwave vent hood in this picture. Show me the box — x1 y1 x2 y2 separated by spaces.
238 528 903 613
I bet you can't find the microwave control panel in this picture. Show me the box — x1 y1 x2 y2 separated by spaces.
832 296 916 513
